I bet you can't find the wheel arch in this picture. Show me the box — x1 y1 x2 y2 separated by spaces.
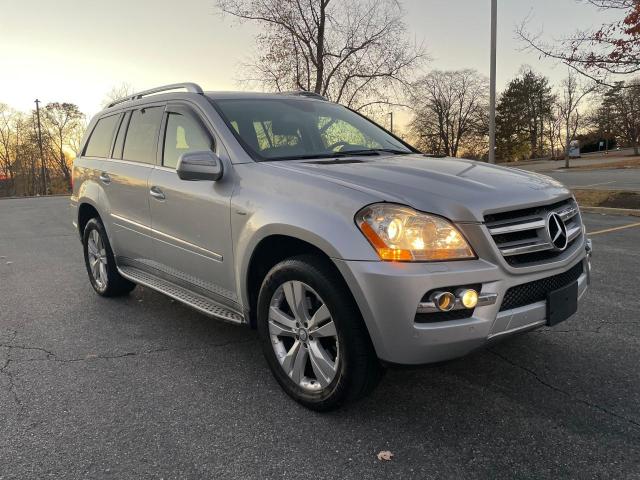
242 232 347 329
77 200 103 237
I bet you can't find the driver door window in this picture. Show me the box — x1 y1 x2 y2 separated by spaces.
163 112 213 169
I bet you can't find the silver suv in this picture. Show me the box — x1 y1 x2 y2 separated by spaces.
71 83 592 410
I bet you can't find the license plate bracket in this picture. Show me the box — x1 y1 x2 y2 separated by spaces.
547 281 578 326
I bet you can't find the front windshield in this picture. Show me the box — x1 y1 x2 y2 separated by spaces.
213 98 414 161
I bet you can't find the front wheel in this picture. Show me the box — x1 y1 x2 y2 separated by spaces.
257 255 382 411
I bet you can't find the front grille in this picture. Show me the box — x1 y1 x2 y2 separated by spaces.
499 262 583 312
484 198 583 267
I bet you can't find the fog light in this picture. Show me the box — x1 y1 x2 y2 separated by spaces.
457 289 479 309
430 291 456 312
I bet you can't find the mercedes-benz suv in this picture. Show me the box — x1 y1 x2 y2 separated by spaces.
70 83 592 410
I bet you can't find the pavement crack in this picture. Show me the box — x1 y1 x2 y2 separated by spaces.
488 349 640 430
5 337 256 364
0 356 25 415
0 343 56 358
0 337 255 415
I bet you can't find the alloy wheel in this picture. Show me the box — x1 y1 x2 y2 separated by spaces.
87 229 108 290
268 280 339 391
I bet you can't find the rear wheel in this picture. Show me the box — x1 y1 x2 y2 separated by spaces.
257 255 382 411
82 218 136 297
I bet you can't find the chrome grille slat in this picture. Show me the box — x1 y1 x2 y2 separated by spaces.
567 225 582 242
484 199 583 267
559 206 579 221
501 241 553 257
487 219 546 235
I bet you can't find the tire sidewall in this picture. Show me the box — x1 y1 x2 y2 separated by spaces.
257 258 361 408
82 218 111 295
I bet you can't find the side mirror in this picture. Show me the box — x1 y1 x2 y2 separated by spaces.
176 150 223 181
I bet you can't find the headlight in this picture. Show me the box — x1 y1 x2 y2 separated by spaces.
355 204 476 262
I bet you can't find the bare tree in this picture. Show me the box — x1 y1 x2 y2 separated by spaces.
517 1 640 84
0 104 16 194
557 70 597 166
68 117 88 158
409 69 489 157
43 103 84 187
217 0 424 110
101 82 135 108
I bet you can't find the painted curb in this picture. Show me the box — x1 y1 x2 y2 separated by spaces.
580 206 640 217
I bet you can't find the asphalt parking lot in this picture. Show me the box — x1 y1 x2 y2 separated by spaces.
547 168 640 192
1 197 639 479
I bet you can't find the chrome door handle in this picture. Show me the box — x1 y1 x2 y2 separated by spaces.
149 186 165 200
99 172 111 184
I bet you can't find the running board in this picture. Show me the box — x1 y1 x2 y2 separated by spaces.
118 266 245 324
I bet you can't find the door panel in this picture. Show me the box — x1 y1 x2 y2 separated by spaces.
104 160 154 261
148 105 237 305
148 168 236 303
106 106 163 263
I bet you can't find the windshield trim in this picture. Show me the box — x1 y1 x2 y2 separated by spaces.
207 97 420 162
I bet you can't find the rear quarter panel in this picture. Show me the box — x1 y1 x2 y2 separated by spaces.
71 156 108 236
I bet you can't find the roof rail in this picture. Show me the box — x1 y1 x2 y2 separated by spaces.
107 82 204 108
283 91 328 101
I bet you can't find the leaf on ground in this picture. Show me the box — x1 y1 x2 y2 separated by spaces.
377 450 394 461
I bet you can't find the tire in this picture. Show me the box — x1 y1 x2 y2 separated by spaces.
257 255 383 411
82 218 136 297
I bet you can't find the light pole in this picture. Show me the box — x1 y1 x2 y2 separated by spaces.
35 99 47 194
388 111 394 134
488 0 497 164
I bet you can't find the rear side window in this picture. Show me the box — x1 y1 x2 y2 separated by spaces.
122 107 163 164
111 111 131 160
84 114 120 158
163 112 213 169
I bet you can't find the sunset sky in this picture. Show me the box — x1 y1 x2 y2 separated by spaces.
0 0 617 122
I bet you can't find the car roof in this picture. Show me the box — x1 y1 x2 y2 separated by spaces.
93 88 329 120
205 91 328 101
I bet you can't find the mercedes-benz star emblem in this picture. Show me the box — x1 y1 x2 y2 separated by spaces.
547 212 568 251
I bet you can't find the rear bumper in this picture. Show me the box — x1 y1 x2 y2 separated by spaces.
334 239 591 365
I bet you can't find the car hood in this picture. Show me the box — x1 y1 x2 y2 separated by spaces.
268 155 572 222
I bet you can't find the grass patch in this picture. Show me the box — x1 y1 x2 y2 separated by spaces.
574 189 640 209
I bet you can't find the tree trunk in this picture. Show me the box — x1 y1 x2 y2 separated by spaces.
565 119 571 168
314 2 326 94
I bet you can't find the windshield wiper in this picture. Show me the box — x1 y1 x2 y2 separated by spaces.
262 148 412 162
333 148 412 156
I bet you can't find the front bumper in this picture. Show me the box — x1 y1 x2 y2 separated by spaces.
334 239 592 365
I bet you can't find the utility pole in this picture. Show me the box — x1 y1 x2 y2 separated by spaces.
35 99 47 195
488 0 497 164
389 111 394 134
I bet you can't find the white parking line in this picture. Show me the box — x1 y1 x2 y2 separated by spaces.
589 222 640 236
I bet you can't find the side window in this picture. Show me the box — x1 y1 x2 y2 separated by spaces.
163 111 213 169
122 107 163 164
111 111 131 160
84 114 120 158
